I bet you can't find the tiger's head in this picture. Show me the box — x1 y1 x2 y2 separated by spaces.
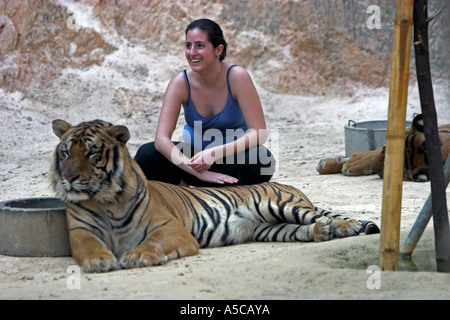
402 114 429 182
50 119 131 204
378 114 450 182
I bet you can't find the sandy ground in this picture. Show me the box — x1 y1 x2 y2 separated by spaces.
1 34 450 299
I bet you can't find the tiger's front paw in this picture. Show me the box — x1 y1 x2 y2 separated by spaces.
316 156 346 174
83 249 118 273
120 249 168 269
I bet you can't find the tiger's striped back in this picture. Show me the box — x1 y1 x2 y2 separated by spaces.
148 181 379 248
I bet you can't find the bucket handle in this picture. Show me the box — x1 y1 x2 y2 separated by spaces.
348 120 357 128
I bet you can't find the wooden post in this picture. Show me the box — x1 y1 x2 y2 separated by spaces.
413 0 450 272
379 0 414 271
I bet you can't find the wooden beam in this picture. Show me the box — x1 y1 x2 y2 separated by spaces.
379 0 414 271
413 0 450 272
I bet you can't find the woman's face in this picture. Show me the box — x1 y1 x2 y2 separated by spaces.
185 28 221 72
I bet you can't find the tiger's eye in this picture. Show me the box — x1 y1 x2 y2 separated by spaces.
86 145 100 159
61 147 69 159
88 151 98 159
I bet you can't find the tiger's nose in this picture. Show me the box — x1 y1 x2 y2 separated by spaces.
64 174 79 183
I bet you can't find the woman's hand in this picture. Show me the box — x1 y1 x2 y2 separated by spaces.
194 170 239 185
188 148 219 173
187 148 238 185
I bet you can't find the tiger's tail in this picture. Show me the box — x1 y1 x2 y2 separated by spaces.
315 207 380 235
358 220 380 234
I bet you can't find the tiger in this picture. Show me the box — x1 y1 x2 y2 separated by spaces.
316 114 450 182
50 119 380 273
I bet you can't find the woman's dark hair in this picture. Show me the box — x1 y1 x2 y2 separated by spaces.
185 19 228 62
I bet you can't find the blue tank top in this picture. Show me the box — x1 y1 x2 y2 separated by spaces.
182 65 248 150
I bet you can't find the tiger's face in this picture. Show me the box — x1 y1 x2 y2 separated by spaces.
378 114 450 182
403 127 429 182
50 119 131 204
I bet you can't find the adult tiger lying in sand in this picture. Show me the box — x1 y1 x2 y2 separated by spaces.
316 114 450 182
50 119 380 273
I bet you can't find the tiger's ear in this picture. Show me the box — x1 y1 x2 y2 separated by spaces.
52 119 73 138
412 114 424 133
107 125 130 145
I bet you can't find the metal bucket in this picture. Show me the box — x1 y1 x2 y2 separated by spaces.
344 120 411 157
0 197 71 257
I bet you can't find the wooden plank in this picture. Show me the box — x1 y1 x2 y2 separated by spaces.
400 156 450 258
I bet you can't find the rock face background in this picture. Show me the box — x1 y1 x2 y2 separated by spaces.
1 0 448 97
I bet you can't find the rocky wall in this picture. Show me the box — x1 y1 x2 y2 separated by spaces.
1 0 448 96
